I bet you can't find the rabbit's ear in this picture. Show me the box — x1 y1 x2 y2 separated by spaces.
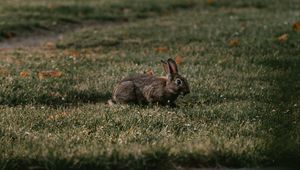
167 58 178 74
161 60 170 74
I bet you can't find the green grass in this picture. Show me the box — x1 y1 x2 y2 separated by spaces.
0 0 197 41
1 0 300 169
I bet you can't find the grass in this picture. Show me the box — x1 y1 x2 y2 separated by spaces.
0 0 197 41
0 0 300 169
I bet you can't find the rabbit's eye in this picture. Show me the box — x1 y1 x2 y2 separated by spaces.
175 78 182 86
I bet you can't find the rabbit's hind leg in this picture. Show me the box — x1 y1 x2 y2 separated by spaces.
113 81 137 104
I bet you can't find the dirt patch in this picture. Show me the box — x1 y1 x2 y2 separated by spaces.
0 21 110 49
0 33 64 49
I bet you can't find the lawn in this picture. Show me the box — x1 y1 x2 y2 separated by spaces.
0 0 300 169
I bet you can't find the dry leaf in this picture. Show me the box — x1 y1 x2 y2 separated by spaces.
20 71 30 78
228 38 240 47
44 41 56 49
145 69 154 76
175 55 183 65
70 50 80 57
38 70 62 80
3 32 16 39
293 21 300 31
47 112 68 120
64 50 80 57
154 47 168 53
277 33 288 43
47 4 58 9
0 48 10 52
207 0 214 5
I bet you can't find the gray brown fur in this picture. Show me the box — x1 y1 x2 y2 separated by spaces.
111 58 190 106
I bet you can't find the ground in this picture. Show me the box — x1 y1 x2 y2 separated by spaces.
0 0 300 169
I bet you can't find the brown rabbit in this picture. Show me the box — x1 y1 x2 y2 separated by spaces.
110 58 190 106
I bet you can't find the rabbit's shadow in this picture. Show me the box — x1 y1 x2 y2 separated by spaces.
0 89 111 108
37 90 111 107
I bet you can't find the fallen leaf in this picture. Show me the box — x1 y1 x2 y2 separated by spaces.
175 55 183 65
207 0 214 5
43 41 56 49
64 50 80 57
47 112 68 120
293 21 300 31
38 70 62 80
2 32 16 39
228 38 240 47
277 33 288 43
47 4 58 9
154 47 168 53
145 69 154 76
0 48 10 52
20 71 30 78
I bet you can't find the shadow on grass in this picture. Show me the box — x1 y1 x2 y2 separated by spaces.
248 35 300 167
1 149 170 170
183 30 300 167
37 90 112 107
0 147 276 170
0 88 111 107
258 58 300 167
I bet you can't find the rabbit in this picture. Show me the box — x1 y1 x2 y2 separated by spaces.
109 58 190 106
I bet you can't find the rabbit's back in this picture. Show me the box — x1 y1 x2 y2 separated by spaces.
113 74 167 104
